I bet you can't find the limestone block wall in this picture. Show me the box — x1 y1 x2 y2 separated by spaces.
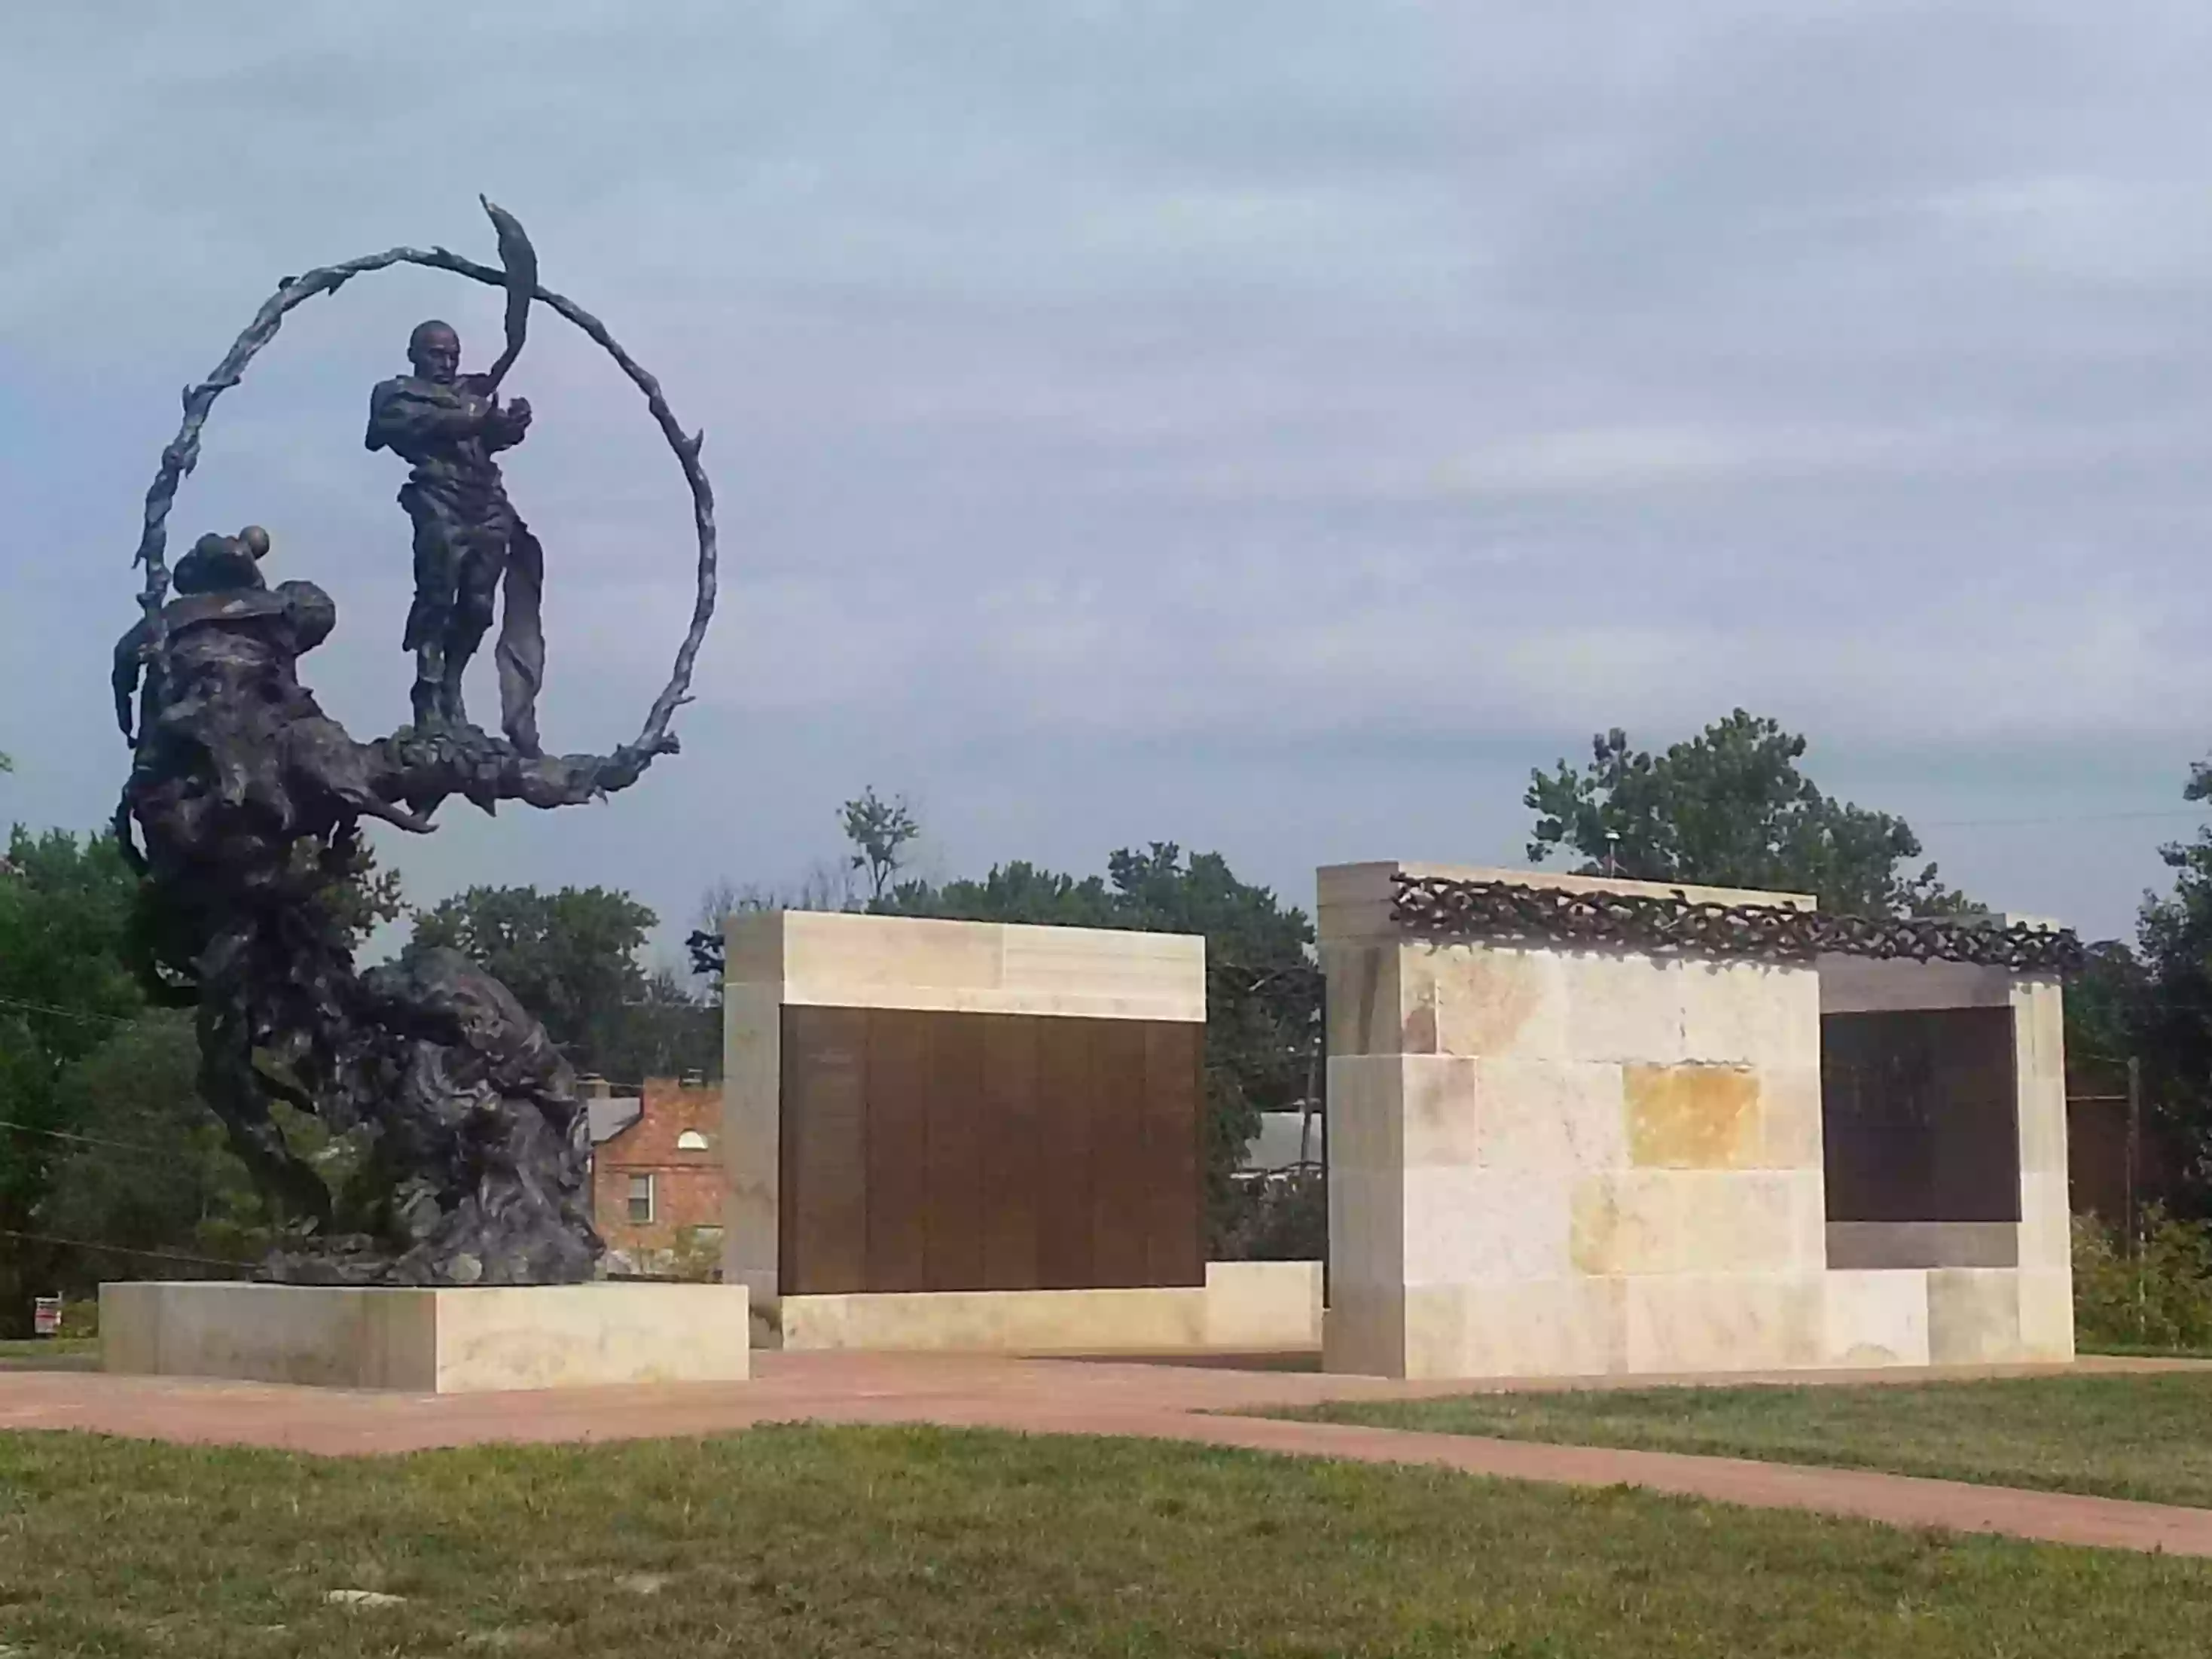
1321 863 1829 1379
1318 864 2070 1380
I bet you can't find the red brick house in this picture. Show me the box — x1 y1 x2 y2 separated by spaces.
586 1075 724 1273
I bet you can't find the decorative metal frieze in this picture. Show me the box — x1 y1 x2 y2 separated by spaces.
1388 874 2085 972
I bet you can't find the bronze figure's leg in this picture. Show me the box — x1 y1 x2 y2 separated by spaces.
402 491 460 730
196 932 333 1231
496 518 546 756
444 524 508 730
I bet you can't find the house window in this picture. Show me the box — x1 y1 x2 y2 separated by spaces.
627 1173 654 1224
675 1130 709 1151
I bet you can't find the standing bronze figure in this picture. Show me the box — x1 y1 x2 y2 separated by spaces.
366 319 547 753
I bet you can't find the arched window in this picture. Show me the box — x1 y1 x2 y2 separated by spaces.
675 1129 710 1151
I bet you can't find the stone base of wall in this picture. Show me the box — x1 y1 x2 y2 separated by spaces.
100 1281 752 1393
1323 1266 2072 1379
767 1261 1322 1354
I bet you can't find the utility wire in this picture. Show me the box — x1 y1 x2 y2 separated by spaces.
0 1227 252 1272
0 1118 183 1159
0 993 142 1029
1918 809 2204 829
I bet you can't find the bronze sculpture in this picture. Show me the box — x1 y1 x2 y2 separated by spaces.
114 201 716 1285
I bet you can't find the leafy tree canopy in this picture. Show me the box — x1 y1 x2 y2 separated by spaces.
1525 709 1976 917
38 1011 276 1292
406 883 713 1083
2114 757 2212 1205
0 827 151 1330
842 786 920 905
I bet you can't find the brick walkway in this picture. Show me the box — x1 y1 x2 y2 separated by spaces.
7 1350 2211 1557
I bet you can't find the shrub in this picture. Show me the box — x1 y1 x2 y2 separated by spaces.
1216 1169 1326 1262
2073 1205 2212 1352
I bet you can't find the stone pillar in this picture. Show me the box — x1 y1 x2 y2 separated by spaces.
1319 862 1829 1380
2011 970 2075 1359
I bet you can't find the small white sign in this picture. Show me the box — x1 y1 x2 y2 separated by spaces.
31 1297 62 1337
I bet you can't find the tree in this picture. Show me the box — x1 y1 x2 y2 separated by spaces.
884 859 1117 929
1525 709 1976 916
2116 757 2212 1210
313 837 408 949
0 824 407 1322
593 965 719 1086
405 885 658 1078
39 1011 274 1293
686 864 856 984
0 828 150 1331
842 786 920 905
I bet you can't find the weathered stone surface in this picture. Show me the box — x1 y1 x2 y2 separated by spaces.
1415 945 1569 1060
1756 1065 1826 1170
775 1262 1321 1354
1625 1063 1761 1170
1822 1269 1931 1367
100 1281 751 1392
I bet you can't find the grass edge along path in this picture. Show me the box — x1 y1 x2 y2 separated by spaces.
5 1423 2212 1657
1262 1369 2212 1512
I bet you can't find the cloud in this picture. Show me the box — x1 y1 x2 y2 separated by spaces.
4 0 2207 947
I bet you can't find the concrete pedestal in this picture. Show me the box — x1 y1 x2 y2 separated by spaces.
100 1281 751 1393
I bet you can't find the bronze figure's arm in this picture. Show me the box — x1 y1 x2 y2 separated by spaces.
111 619 150 740
483 394 532 453
363 378 498 453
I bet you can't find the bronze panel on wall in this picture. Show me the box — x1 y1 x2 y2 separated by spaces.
778 1005 1204 1295
1033 1017 1098 1290
861 1008 932 1291
779 1005 868 1294
922 1012 987 1290
978 1015 1042 1289
1087 1019 1152 1288
1142 1021 1204 1286
1821 1007 2021 1224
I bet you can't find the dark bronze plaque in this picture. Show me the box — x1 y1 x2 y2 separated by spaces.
779 1005 1204 1295
1821 1008 2020 1224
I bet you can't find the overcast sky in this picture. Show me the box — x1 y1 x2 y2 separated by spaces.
8 1 2212 958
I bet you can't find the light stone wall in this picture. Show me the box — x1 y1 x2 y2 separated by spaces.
722 910 1207 1303
99 1282 752 1392
776 1261 1322 1353
1320 864 2073 1379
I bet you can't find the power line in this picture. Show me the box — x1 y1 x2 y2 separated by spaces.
0 1227 252 1273
0 1118 181 1159
0 993 142 1029
1918 809 2204 830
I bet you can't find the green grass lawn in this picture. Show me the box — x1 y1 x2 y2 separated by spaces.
2 1426 2210 1657
0 1337 96 1371
1270 1371 2212 1511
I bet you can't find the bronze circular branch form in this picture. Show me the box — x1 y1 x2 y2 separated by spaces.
130 206 717 765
